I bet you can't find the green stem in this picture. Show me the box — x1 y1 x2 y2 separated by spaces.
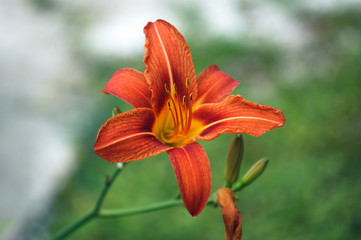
53 162 218 239
99 199 183 218
99 197 216 218
53 164 126 240
94 165 123 213
53 210 95 240
232 181 246 193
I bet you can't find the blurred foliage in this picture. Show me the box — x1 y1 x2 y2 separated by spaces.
23 2 361 240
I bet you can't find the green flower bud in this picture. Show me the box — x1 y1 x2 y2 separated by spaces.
241 158 269 187
224 134 244 187
112 106 122 117
232 158 269 192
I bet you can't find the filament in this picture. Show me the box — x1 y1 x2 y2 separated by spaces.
184 93 193 135
167 101 179 139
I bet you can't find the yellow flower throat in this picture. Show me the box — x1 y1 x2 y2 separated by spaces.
153 79 202 147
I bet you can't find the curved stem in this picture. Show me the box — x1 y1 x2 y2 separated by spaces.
53 164 126 240
99 199 183 218
94 165 123 213
53 162 218 239
99 197 216 218
232 181 246 193
53 210 95 240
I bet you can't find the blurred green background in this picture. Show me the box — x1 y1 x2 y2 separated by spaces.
1 0 360 239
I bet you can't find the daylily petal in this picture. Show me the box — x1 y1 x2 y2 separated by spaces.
193 95 285 140
217 188 242 240
143 19 197 114
94 108 171 162
167 142 211 217
196 65 240 105
102 68 152 108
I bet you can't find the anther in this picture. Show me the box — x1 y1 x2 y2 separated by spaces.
167 101 171 109
186 78 189 89
164 84 169 94
173 84 177 95
182 96 186 105
190 93 193 101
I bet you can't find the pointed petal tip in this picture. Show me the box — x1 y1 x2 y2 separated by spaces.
143 19 168 34
188 201 207 217
102 68 152 108
100 90 109 94
278 110 286 126
194 95 286 140
196 65 240 105
168 143 211 218
143 18 197 114
189 206 205 217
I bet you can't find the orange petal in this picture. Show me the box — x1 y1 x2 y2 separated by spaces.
196 65 240 105
143 19 197 114
102 68 152 108
217 188 242 240
167 142 211 217
193 95 285 140
94 108 171 162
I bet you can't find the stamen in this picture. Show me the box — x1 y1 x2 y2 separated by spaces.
173 84 177 95
184 93 193 135
167 100 179 139
177 96 185 132
186 78 189 89
168 95 179 123
166 83 181 136
183 96 189 132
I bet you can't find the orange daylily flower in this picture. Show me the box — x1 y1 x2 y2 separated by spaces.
94 19 285 217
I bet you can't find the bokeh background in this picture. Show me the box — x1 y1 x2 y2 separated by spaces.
1 0 360 239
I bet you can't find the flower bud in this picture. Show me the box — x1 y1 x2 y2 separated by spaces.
112 106 122 117
232 158 269 192
241 158 269 187
217 188 242 240
224 134 244 187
